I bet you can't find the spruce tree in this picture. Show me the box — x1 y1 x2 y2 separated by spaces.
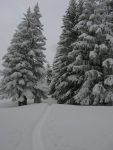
46 63 52 86
56 0 84 104
49 48 64 96
51 0 113 105
50 0 78 103
0 4 46 105
72 0 113 105
68 0 98 105
31 3 47 103
91 0 113 105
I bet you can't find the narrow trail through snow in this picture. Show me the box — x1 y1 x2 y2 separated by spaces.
32 104 52 150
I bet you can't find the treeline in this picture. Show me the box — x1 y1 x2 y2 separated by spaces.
0 0 113 106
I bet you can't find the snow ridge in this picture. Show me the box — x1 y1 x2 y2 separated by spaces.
32 104 52 150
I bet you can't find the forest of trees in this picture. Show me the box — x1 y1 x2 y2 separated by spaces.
0 0 113 106
50 0 113 105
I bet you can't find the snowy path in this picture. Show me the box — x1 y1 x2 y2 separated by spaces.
16 104 49 150
0 103 49 150
0 97 56 150
42 95 57 105
32 96 57 150
32 105 52 150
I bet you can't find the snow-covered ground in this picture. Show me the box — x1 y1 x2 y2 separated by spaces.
42 95 57 105
0 102 48 150
42 105 113 150
0 100 113 150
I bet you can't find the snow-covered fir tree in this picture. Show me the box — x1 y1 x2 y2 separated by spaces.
55 0 84 104
73 0 113 105
51 0 113 105
0 4 46 106
31 3 47 103
49 48 65 95
68 0 98 105
46 63 52 86
50 0 79 102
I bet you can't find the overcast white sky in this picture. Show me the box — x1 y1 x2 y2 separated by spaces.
0 0 69 66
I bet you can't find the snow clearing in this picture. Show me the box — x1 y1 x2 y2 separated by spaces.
0 101 113 150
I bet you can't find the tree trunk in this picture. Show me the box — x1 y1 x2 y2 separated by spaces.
18 101 22 106
34 96 41 103
23 96 27 105
18 96 27 106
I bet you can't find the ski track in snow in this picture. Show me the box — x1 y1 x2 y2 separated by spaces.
15 104 48 150
32 104 52 150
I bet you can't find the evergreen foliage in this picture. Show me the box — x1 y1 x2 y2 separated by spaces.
0 4 46 105
46 63 52 86
50 0 79 102
51 0 113 105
